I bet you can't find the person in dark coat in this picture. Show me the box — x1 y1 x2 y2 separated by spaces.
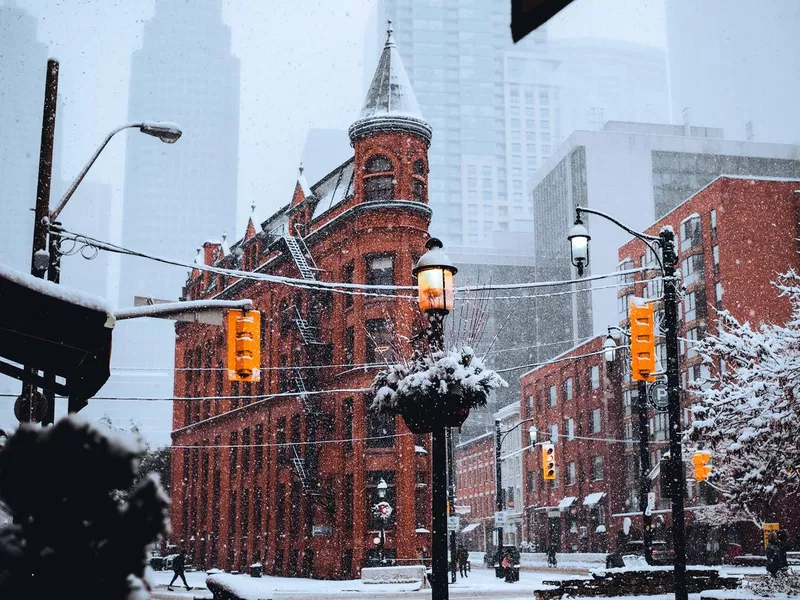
457 546 469 578
167 549 192 591
766 533 788 577
547 544 558 568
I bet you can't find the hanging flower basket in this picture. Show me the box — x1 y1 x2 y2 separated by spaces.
371 346 507 433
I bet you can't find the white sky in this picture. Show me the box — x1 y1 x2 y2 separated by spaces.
16 0 665 240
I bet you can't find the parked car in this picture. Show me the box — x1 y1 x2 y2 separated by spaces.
610 540 674 567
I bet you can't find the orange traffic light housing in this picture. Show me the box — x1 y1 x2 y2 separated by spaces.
693 450 712 482
227 309 261 382
542 442 556 481
629 300 656 382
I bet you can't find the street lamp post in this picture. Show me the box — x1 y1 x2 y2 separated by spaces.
375 478 390 565
569 208 687 600
23 114 182 425
412 237 457 600
604 330 653 564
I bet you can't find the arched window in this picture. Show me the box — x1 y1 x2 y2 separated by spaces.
364 155 394 202
412 159 426 202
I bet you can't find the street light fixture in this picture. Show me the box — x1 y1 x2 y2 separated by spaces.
568 206 685 600
567 215 591 276
412 237 457 600
50 121 183 221
377 478 387 499
374 479 391 566
603 334 617 364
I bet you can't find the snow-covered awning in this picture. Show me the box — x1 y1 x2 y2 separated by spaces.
596 525 607 533
583 492 606 506
461 523 481 534
558 496 576 510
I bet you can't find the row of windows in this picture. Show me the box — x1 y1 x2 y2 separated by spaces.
526 366 601 414
528 456 604 490
363 155 426 203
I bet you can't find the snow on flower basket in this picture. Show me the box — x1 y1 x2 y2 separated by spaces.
370 345 507 433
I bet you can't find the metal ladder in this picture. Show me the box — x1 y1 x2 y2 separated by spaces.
283 235 317 281
290 445 325 500
293 307 323 345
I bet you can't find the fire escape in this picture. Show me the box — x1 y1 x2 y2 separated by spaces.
283 233 320 281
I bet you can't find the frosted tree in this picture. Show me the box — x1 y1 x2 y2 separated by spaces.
688 271 800 528
0 417 169 600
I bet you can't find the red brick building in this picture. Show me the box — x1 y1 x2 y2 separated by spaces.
616 175 800 557
520 335 625 553
454 432 496 551
169 29 438 578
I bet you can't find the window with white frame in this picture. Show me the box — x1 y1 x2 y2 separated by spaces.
548 385 557 407
618 259 635 284
567 462 576 485
550 424 558 444
710 209 717 238
591 408 602 433
567 418 575 440
715 282 724 309
590 366 600 390
681 254 705 287
623 390 633 418
618 293 633 322
680 214 702 251
591 456 603 480
685 291 697 322
564 377 573 401
713 245 720 275
686 327 700 358
624 421 633 440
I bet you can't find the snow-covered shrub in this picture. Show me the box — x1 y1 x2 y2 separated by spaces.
688 271 800 526
745 570 800 596
371 345 507 415
0 417 169 600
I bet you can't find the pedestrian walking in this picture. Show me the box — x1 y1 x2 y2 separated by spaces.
766 533 788 577
502 551 513 583
450 553 457 583
547 544 558 568
458 546 469 578
167 549 192 591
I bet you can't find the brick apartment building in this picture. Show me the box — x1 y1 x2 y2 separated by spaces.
520 335 625 553
454 432 496 551
616 175 800 556
169 29 438 578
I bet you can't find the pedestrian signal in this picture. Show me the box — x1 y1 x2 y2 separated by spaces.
692 450 712 482
227 309 261 382
629 300 656 381
542 442 556 481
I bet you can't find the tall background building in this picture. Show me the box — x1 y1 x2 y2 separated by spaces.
107 0 241 434
372 0 669 248
665 0 800 145
0 0 47 272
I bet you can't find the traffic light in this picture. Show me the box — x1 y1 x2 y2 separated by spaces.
227 309 261 382
542 442 556 480
693 450 712 482
629 300 656 381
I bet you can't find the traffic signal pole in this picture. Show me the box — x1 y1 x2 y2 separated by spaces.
637 379 653 564
661 227 688 600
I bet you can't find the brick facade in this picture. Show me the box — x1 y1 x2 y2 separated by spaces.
169 30 440 578
520 335 625 553
455 432 495 551
616 175 800 557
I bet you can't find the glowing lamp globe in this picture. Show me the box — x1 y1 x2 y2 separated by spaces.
568 215 591 276
412 238 457 313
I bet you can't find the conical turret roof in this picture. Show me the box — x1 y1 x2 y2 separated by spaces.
349 22 432 144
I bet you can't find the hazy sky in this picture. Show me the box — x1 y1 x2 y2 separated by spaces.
14 0 666 242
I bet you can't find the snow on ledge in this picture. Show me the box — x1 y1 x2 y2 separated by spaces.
361 565 428 586
0 261 112 314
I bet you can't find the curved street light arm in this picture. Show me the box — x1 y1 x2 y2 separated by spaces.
499 416 538 448
50 123 143 221
575 206 666 275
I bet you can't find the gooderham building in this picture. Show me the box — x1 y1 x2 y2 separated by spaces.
170 28 437 578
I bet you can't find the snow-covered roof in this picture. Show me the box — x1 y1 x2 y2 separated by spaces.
298 165 313 198
311 159 355 220
348 22 431 144
558 496 576 509
0 261 111 314
461 523 481 534
583 492 605 506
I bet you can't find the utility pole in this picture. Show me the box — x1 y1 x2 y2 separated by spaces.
637 379 653 563
494 419 503 555
446 426 457 583
20 58 59 424
661 227 688 600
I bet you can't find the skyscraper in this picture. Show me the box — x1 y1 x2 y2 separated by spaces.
665 0 800 145
374 1 670 248
112 0 240 414
0 0 47 271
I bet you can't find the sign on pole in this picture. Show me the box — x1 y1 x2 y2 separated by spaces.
454 505 471 515
494 511 507 528
648 380 669 411
447 516 460 531
763 523 780 548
